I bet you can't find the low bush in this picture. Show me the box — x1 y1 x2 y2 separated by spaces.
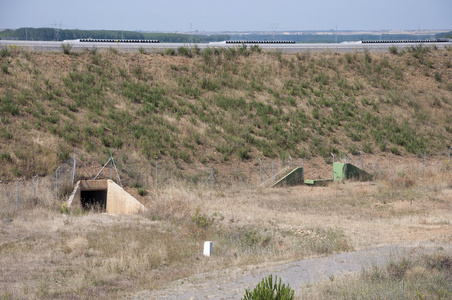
61 43 73 55
242 274 294 300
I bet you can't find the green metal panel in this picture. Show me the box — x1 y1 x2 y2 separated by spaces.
333 162 345 181
304 179 315 185
304 179 332 186
333 162 371 181
273 167 304 187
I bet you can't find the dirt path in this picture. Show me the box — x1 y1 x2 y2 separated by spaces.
132 242 448 300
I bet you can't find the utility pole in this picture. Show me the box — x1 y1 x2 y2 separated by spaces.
335 25 338 43
271 23 278 41
53 21 62 41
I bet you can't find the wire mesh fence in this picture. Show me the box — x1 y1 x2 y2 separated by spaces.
1 147 452 211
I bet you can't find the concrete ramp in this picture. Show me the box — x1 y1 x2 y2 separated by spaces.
273 167 304 187
67 179 146 214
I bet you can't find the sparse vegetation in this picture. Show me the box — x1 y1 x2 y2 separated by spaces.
1 45 451 179
0 155 451 298
307 252 452 299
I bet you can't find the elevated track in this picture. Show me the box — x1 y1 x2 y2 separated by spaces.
1 40 451 54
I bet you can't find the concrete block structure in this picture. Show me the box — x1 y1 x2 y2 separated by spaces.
333 162 371 181
67 180 146 214
273 167 304 187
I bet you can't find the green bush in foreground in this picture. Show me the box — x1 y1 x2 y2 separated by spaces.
242 274 294 300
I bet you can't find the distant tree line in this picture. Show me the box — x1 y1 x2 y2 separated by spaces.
436 31 452 39
0 27 230 43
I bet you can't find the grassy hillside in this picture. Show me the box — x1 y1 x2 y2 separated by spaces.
0 44 451 181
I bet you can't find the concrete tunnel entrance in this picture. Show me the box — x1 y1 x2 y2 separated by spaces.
67 179 147 214
81 190 107 211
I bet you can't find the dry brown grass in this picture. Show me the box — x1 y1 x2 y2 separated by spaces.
305 249 452 299
1 162 451 298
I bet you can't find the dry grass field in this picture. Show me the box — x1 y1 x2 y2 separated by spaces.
1 43 451 299
0 160 451 299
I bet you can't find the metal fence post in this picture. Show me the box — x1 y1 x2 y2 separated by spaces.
402 279 404 299
155 157 158 190
373 152 378 177
110 149 113 180
211 164 214 192
258 158 262 185
331 153 334 180
272 160 275 186
202 164 215 191
33 174 38 198
449 146 451 170
56 166 61 200
16 178 22 209
424 148 428 173
289 156 292 167
345 154 348 180
72 149 77 186
359 151 363 170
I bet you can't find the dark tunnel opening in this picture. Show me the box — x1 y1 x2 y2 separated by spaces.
81 190 107 212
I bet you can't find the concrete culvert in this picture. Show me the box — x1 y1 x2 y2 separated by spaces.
67 179 146 214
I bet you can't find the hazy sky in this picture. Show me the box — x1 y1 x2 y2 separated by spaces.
1 0 451 32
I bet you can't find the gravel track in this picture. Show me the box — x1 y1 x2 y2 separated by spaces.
132 242 448 300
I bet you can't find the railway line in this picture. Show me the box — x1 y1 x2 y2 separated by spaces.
1 39 451 54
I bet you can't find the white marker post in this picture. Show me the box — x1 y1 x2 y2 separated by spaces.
203 241 213 257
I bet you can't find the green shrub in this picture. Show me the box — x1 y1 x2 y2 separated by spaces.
363 142 373 154
0 152 11 162
61 43 73 55
137 187 146 196
179 150 190 162
1 64 9 74
250 45 262 53
364 49 372 63
237 146 250 160
242 275 294 300
0 47 11 58
434 72 442 82
390 146 401 155
0 125 12 138
388 46 398 54
201 78 218 91
177 46 191 57
164 48 176 56
108 47 118 54
191 207 213 228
